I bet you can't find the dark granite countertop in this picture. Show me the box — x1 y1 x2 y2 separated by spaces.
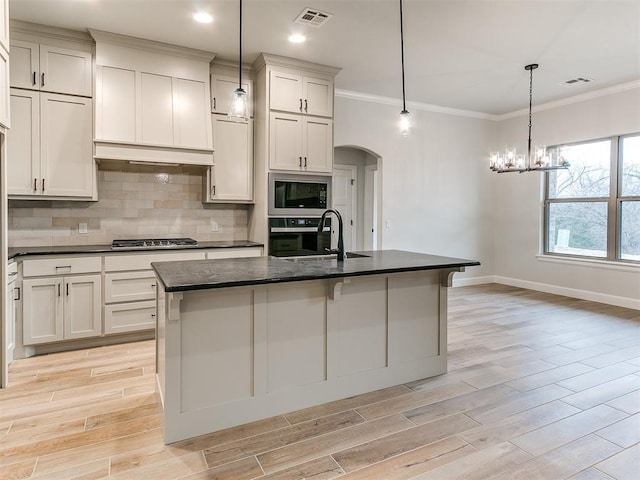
7 241 263 260
152 250 480 292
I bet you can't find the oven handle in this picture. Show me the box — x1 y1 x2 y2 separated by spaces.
270 227 330 233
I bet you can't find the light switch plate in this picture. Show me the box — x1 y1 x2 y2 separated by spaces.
211 221 219 232
79 223 88 234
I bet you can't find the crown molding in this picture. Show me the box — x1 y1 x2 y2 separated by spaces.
495 80 640 121
253 53 342 77
336 79 640 122
335 89 496 120
10 19 94 45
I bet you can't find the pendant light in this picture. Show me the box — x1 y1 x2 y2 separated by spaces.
398 0 410 137
228 0 249 122
489 64 569 173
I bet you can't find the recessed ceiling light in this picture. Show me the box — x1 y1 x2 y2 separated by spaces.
193 12 213 24
288 33 306 44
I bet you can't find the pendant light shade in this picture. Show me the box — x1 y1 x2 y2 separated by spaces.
398 0 410 137
228 0 249 122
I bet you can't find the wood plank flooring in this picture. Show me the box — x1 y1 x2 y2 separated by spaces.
1 284 638 479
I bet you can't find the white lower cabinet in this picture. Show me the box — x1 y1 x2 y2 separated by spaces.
104 271 157 334
23 274 101 345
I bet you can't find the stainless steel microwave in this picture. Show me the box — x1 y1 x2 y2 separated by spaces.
268 173 332 216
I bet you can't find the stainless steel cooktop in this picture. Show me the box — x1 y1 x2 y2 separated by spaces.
111 238 198 250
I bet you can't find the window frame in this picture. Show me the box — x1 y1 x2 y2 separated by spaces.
543 133 639 264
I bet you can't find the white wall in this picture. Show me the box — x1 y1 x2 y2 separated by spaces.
493 86 640 308
334 96 496 281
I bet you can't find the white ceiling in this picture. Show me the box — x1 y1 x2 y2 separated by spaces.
9 0 640 115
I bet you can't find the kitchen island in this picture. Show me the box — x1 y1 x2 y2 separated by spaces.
152 250 479 443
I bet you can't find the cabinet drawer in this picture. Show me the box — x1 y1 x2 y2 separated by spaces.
105 301 156 335
105 251 205 271
105 271 157 303
205 247 263 260
22 256 101 277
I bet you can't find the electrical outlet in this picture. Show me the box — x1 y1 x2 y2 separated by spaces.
211 221 219 232
79 223 88 234
384 220 391 230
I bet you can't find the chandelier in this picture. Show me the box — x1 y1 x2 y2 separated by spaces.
490 64 570 173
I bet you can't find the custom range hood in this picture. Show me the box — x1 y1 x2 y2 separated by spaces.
90 29 215 166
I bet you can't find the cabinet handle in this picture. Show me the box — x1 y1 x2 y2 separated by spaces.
213 97 216 111
151 283 156 288
32 71 37 86
14 287 20 301
212 185 216 196
66 283 69 296
58 284 61 297
299 156 302 167
42 178 45 192
34 178 37 191
304 157 308 167
304 99 308 112
41 72 45 87
299 98 303 112
151 314 156 318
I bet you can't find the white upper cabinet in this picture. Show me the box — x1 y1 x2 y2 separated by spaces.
91 29 214 165
0 0 8 53
211 73 253 117
269 112 332 173
270 70 333 118
10 40 92 97
8 89 95 199
205 116 253 203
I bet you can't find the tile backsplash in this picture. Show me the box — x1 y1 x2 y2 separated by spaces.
8 163 249 247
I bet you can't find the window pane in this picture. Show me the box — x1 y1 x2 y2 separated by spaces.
621 135 640 197
547 202 607 257
621 201 640 261
548 140 611 199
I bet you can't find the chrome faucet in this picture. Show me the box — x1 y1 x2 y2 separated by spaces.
317 209 345 262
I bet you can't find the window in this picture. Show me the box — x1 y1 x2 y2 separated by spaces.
544 133 640 262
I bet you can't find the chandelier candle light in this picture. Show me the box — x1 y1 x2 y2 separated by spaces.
228 0 249 122
490 64 570 173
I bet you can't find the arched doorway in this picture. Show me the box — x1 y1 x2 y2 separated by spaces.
333 145 382 251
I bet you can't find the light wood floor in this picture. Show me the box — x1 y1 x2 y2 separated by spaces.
1 284 639 479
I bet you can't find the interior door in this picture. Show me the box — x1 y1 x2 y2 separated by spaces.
332 164 357 251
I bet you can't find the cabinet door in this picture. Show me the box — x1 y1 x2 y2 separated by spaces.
175 78 210 149
140 72 174 145
269 112 303 171
64 275 101 340
0 46 9 128
211 74 253 116
303 117 333 173
40 93 94 197
40 45 92 97
9 40 39 90
96 65 136 142
270 71 303 113
23 278 63 345
303 77 333 117
0 0 8 53
7 89 40 196
210 117 253 201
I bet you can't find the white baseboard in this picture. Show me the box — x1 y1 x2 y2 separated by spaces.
451 274 639 310
494 276 640 310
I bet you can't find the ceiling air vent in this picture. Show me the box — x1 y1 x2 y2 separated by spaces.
294 7 333 27
563 77 594 86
